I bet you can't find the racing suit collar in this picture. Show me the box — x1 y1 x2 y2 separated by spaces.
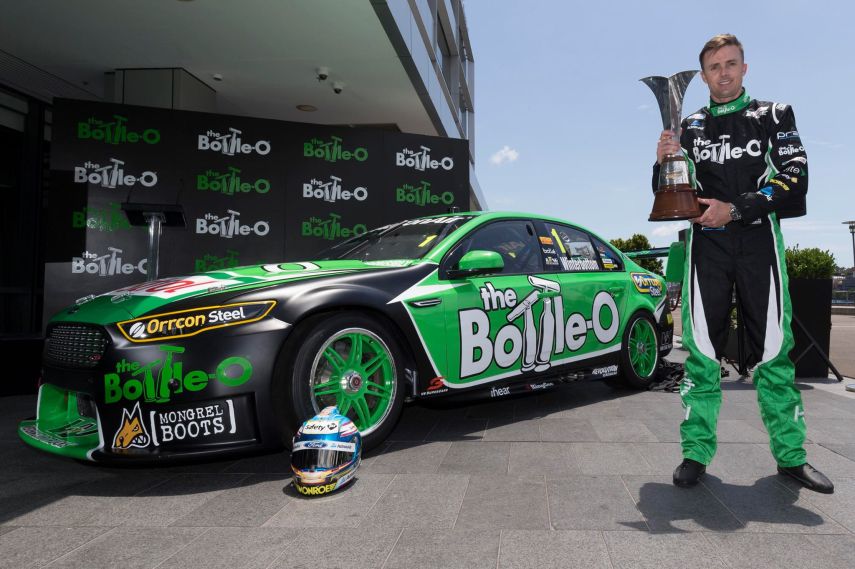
707 89 751 117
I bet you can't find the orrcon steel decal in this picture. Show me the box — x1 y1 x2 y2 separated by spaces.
116 301 276 343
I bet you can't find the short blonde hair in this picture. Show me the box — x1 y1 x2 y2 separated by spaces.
699 34 744 70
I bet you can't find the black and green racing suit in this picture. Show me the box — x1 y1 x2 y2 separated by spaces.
653 89 809 467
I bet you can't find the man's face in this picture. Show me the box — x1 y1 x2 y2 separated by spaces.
700 45 747 103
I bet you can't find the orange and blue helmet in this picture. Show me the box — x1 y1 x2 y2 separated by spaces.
291 406 361 496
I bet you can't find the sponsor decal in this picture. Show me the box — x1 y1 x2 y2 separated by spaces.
72 248 147 277
77 114 161 145
542 247 557 255
303 135 368 163
783 156 806 165
112 402 150 449
420 376 448 396
47 418 99 438
631 273 663 297
395 145 454 171
303 175 368 203
196 210 270 238
526 381 555 391
539 236 554 245
117 301 275 343
103 345 253 404
198 127 271 156
778 145 805 156
195 250 240 272
396 181 454 206
293 440 356 452
692 136 761 163
401 216 465 226
561 258 599 271
197 167 270 195
744 106 769 119
591 364 619 377
687 119 705 130
545 256 560 266
302 419 341 434
769 178 790 191
301 213 367 241
19 425 75 448
73 158 157 189
106 275 240 300
72 202 134 232
490 385 511 398
149 399 236 447
794 405 805 422
776 131 800 140
757 186 774 202
297 482 337 496
460 276 620 378
687 113 705 120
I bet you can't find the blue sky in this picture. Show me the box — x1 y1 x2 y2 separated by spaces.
467 1 854 268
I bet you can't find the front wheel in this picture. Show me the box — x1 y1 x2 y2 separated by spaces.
617 311 660 389
279 312 405 451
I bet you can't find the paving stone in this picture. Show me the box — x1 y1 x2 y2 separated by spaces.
360 441 451 474
702 475 847 533
466 398 517 419
640 418 682 442
42 527 207 569
270 527 401 569
509 442 581 476
537 418 598 442
777 476 855 533
805 418 855 444
715 419 770 443
223 450 291 473
438 442 509 475
170 473 292 527
386 410 438 442
546 475 646 531
263 474 394 528
622 475 743 532
361 473 468 528
710 443 778 479
1 472 112 526
156 527 301 569
705 532 855 569
0 526 110 569
820 443 855 462
570 442 655 475
385 528 499 569
483 418 541 442
603 531 729 569
632 442 683 475
455 475 549 530
801 443 855 478
589 418 658 442
425 417 487 441
498 529 610 569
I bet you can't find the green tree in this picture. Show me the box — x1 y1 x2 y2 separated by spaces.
610 233 664 274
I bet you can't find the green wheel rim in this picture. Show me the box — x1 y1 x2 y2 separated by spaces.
628 318 658 378
309 327 396 436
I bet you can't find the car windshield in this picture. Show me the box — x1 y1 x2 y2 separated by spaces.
319 215 473 261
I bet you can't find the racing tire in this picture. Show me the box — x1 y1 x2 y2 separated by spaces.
278 311 406 451
617 311 660 389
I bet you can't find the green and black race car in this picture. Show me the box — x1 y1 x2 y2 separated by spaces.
19 212 673 461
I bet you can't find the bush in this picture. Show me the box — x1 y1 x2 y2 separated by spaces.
610 234 664 274
785 245 836 279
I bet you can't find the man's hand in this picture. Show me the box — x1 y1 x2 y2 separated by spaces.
657 130 681 164
691 198 733 228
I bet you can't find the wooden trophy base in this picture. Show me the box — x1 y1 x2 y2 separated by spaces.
649 185 703 221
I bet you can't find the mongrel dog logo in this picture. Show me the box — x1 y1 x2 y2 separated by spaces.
77 114 161 145
630 273 663 297
459 276 620 379
303 135 368 163
72 248 147 277
302 175 368 203
194 250 239 272
692 135 761 164
396 181 454 207
396 145 454 171
72 202 134 232
73 158 157 189
301 213 367 241
197 127 271 156
104 344 253 404
112 402 150 449
197 166 270 195
196 209 270 238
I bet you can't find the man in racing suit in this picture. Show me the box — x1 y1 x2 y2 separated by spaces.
654 34 833 493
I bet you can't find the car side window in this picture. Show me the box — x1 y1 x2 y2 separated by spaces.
541 223 601 272
445 220 543 275
590 235 624 271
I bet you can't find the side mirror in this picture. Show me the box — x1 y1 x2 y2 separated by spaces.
447 250 504 279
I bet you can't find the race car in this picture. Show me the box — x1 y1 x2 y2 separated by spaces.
19 211 673 462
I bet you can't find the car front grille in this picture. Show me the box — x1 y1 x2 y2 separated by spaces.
45 324 109 368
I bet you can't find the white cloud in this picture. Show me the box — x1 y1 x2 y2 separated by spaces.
637 104 651 111
490 145 519 165
651 221 686 237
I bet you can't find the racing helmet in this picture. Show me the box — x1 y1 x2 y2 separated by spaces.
291 406 361 496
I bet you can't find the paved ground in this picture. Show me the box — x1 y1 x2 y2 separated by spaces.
1 345 854 568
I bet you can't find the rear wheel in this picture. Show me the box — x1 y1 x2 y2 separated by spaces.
618 311 660 389
279 312 405 450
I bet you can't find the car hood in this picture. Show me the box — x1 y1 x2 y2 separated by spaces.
51 259 417 325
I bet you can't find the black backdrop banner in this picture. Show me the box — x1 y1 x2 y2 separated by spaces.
44 98 470 325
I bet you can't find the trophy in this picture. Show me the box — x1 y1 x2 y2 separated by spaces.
641 71 702 221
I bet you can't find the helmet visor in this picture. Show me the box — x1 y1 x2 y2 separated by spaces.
291 448 353 471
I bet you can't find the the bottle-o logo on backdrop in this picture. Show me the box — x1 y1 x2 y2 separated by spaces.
302 175 368 203
196 166 270 195
196 210 270 238
197 127 271 156
71 248 147 277
303 135 368 163
395 145 454 171
301 213 367 241
396 181 454 207
77 115 161 145
73 158 158 189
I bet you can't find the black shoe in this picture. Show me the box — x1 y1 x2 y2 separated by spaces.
673 458 706 488
777 463 834 494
